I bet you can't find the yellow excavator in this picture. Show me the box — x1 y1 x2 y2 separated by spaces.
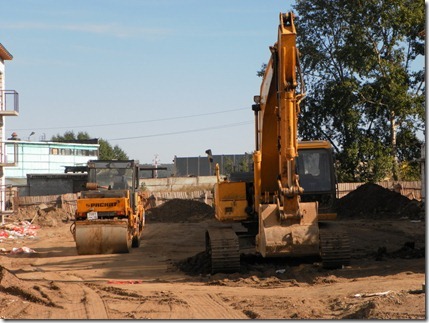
71 160 145 255
206 12 350 273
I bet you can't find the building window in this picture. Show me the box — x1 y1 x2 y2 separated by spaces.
51 147 97 156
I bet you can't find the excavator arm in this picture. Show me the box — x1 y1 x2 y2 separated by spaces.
253 12 306 219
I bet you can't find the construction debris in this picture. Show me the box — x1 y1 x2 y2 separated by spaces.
353 291 392 298
0 221 39 240
9 246 37 254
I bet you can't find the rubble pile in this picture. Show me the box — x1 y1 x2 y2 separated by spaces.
0 221 39 255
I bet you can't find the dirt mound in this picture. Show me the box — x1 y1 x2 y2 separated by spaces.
175 251 211 275
15 205 73 227
374 241 425 261
338 290 425 319
146 199 214 223
0 266 59 307
337 183 422 219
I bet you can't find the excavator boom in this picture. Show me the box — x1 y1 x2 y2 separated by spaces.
255 12 306 216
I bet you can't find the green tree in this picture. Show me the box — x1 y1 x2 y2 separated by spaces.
223 157 235 175
238 152 252 172
51 131 129 160
256 63 267 77
51 130 88 141
98 139 129 160
291 0 424 181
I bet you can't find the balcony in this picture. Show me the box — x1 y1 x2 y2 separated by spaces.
0 90 19 116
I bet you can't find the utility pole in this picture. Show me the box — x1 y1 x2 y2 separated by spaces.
153 154 160 179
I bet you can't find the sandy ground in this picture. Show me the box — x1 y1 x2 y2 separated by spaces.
0 195 426 319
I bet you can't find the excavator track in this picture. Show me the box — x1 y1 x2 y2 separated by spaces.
319 222 351 269
206 227 240 274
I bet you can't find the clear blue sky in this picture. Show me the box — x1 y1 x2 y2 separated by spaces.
2 0 294 164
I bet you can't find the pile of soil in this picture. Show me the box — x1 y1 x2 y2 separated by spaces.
0 266 58 307
146 199 214 223
374 242 425 261
337 183 423 219
175 251 211 276
15 205 73 227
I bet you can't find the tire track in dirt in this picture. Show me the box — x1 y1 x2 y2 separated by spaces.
183 292 248 319
0 298 32 319
119 289 248 319
48 282 108 319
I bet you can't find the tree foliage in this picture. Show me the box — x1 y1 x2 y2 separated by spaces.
51 131 129 160
238 152 252 172
291 0 425 181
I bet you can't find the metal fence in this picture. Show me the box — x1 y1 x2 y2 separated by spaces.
174 154 252 177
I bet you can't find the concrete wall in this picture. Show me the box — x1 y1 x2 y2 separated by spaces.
26 174 87 196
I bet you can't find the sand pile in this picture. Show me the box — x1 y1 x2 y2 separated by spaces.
0 266 58 307
15 205 73 227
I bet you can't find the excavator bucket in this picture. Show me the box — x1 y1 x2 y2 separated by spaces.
257 202 320 258
74 220 131 255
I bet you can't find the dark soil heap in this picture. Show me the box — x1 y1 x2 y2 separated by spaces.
146 199 214 223
337 183 422 219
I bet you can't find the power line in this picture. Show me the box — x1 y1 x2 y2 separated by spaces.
10 107 249 131
108 121 253 141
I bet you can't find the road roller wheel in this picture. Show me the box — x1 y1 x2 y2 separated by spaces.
75 220 131 255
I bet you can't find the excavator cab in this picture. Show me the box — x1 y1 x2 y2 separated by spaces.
297 141 338 219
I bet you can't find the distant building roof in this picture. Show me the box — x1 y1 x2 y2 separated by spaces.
53 138 99 145
0 43 13 60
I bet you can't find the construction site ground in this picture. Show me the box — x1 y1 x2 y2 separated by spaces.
0 184 426 319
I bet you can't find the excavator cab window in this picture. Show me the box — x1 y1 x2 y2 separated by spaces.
296 149 332 193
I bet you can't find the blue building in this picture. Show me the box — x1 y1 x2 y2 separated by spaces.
5 139 99 185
